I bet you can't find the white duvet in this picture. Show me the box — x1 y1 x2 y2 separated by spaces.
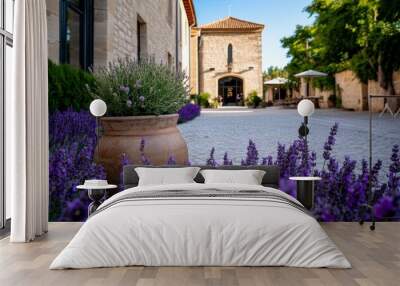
50 183 351 269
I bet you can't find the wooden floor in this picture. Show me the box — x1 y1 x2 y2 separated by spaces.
0 222 399 286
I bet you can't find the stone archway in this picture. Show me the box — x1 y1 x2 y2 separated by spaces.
218 76 244 106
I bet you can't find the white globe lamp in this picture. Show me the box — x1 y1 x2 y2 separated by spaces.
90 99 107 117
297 99 316 163
297 99 315 117
89 99 107 162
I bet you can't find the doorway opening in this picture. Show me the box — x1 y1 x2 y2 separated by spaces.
218 76 243 106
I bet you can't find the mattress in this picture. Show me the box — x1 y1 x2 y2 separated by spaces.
50 183 351 269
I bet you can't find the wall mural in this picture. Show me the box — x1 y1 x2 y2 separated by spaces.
49 107 399 222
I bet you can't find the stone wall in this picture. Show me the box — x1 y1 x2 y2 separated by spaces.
99 0 178 68
93 0 108 68
296 79 333 108
315 88 333 109
368 71 400 112
295 70 399 112
179 0 191 77
198 31 263 100
46 0 191 71
335 70 368 111
264 86 273 102
189 29 199 94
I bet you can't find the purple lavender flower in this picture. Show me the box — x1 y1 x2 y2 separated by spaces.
49 110 106 222
167 155 177 165
139 96 145 102
244 140 259 166
261 156 273 166
119 85 130 94
140 154 151 165
206 148 217 167
374 196 394 219
49 118 400 223
178 103 201 123
322 123 338 162
223 152 233 166
140 138 146 153
388 145 400 192
138 139 151 165
60 197 88 222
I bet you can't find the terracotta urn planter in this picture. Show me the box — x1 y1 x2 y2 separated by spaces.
97 114 188 183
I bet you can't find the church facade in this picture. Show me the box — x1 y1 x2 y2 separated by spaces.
190 17 264 106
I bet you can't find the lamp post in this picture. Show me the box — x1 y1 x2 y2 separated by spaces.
297 99 315 144
290 99 319 210
297 99 315 172
89 99 107 161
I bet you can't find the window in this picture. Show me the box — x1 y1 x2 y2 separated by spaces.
137 15 147 61
228 44 233 66
60 0 93 70
0 0 14 231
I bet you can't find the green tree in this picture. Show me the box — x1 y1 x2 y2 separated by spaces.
282 0 400 94
263 66 288 81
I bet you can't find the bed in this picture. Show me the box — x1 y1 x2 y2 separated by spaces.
50 165 351 269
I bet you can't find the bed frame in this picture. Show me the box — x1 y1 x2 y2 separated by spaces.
122 165 281 190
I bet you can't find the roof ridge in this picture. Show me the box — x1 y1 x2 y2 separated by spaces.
199 16 264 30
199 17 230 27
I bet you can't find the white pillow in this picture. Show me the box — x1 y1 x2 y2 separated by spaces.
200 169 266 185
135 167 201 186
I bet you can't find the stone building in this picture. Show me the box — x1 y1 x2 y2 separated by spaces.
46 0 196 75
295 70 399 112
190 17 264 106
335 70 368 111
368 71 400 112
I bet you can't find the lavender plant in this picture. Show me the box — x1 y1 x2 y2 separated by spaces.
223 152 233 166
178 103 201 123
49 110 106 221
91 58 189 116
206 147 218 167
198 124 398 222
50 111 399 222
374 145 400 219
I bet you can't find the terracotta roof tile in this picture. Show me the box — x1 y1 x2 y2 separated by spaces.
182 0 196 26
199 16 264 31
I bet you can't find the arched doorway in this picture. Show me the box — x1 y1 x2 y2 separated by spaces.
218 77 244 106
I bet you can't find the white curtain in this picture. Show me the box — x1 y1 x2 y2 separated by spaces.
8 0 49 242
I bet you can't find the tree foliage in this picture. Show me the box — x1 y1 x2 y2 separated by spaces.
263 66 288 80
282 0 400 93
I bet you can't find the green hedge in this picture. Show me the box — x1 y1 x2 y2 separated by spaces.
48 60 95 113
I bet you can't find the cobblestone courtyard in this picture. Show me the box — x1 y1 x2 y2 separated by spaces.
179 108 400 172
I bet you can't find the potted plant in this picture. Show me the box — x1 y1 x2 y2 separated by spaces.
245 91 262 108
91 58 189 182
